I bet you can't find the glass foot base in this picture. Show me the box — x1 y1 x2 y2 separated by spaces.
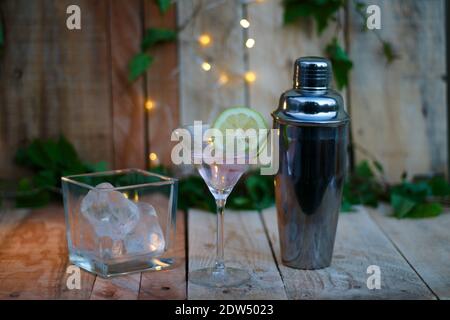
190 267 250 288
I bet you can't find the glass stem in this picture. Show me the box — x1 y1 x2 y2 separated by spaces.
215 198 226 271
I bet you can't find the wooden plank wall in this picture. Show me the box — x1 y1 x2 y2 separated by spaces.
0 0 447 181
349 0 447 181
0 0 114 178
110 0 146 170
177 0 448 181
0 0 178 179
145 0 179 167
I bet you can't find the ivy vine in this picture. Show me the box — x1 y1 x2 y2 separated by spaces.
282 0 399 89
128 0 177 81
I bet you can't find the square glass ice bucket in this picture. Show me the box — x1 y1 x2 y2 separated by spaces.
61 169 178 278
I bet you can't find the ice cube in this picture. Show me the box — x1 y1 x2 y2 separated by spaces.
80 182 139 239
124 202 165 256
97 236 125 260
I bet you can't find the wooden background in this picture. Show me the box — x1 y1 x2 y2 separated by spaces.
0 0 447 182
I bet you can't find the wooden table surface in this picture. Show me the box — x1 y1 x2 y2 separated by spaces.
0 203 449 300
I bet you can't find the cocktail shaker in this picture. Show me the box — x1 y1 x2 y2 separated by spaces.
272 57 349 269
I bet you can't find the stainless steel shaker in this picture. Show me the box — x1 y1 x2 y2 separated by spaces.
272 57 349 269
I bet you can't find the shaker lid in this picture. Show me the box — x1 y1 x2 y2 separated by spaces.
293 57 331 90
273 56 349 127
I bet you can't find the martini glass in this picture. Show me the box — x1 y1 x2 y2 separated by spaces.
183 124 251 287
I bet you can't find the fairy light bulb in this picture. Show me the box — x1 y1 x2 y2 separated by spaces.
201 61 212 71
218 73 229 85
198 34 212 47
240 19 250 28
245 38 255 48
244 71 256 83
149 152 158 161
145 99 155 111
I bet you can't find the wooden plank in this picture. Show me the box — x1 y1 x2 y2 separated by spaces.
89 273 141 300
145 0 180 167
368 204 450 300
139 211 186 300
188 209 287 300
349 0 447 181
177 0 246 125
57 260 97 300
0 205 95 299
246 0 346 124
110 0 146 169
262 206 434 299
0 0 114 179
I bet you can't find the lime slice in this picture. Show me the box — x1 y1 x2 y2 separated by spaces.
212 107 268 155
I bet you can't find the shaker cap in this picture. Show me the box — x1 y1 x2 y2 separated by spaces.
293 57 331 90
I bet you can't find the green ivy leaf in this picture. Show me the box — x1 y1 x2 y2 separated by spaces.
244 175 274 211
391 193 416 218
325 38 353 90
394 181 431 203
128 53 153 81
141 28 177 51
229 196 252 210
33 170 58 189
407 203 442 219
0 19 4 49
283 2 315 25
178 176 216 212
354 0 366 12
57 136 86 172
355 160 373 178
15 178 50 208
155 0 171 14
283 0 344 34
340 199 354 212
428 176 450 197
13 136 111 208
373 160 384 173
84 161 109 173
382 41 400 64
15 139 55 170
401 171 408 181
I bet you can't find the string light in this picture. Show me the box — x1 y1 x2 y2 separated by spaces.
201 61 212 71
218 73 229 85
191 6 265 86
245 38 255 48
149 152 158 161
149 152 160 167
198 33 212 47
145 99 155 111
240 19 250 28
244 71 256 83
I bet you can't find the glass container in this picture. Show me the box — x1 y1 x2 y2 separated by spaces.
61 169 178 277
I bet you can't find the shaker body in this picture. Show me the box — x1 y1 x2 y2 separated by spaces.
275 122 348 269
273 57 350 269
